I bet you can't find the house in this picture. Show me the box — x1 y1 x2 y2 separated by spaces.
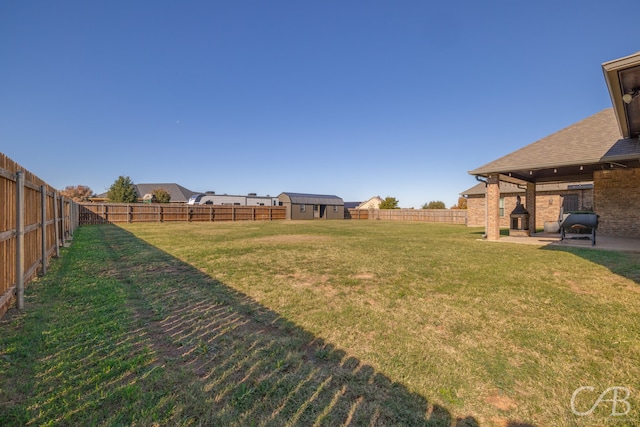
468 51 640 240
461 181 593 228
356 196 384 210
188 192 278 206
278 192 344 220
93 183 200 204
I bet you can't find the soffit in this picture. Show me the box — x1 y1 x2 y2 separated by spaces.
602 52 640 139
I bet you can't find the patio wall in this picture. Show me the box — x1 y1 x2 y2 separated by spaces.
594 168 640 238
466 189 594 229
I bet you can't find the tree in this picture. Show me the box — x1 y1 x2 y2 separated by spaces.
379 196 400 209
59 185 94 202
422 200 446 209
451 197 467 210
152 188 171 203
107 176 138 203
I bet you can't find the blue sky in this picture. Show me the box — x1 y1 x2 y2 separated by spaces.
1 1 638 207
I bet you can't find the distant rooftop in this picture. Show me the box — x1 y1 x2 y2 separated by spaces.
279 192 344 205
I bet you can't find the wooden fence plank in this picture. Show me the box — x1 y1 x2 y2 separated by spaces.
79 203 288 224
347 208 466 224
0 152 79 318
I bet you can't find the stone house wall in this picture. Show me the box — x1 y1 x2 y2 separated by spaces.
594 168 640 238
466 188 594 229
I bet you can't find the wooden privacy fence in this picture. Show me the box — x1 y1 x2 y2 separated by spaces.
345 209 369 220
79 203 287 224
1 153 79 318
364 208 467 224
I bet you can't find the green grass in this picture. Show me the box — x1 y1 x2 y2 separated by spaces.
1 221 639 426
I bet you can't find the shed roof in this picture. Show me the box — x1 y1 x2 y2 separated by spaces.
468 108 640 183
279 192 344 205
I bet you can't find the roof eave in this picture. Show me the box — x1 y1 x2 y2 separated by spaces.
468 158 603 177
602 52 640 139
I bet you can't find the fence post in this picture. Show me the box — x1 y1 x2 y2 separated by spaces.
40 185 47 275
67 200 73 236
15 172 25 310
69 202 74 233
63 198 69 241
70 201 75 235
53 192 60 257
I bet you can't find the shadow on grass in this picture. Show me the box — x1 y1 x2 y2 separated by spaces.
542 244 640 286
1 225 490 426
469 229 510 237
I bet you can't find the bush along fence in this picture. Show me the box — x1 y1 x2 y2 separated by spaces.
0 153 79 318
79 203 287 224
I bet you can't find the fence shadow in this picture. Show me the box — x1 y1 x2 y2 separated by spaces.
103 225 475 425
1 224 491 426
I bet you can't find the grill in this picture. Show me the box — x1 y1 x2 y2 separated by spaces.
560 212 599 246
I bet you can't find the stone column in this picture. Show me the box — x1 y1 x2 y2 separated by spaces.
486 174 501 241
526 182 536 233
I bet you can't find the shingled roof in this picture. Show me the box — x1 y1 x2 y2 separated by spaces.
279 192 344 205
96 183 200 203
468 108 640 183
134 183 199 203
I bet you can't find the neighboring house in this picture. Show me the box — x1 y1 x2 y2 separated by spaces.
356 196 384 210
93 183 200 204
468 51 640 240
188 192 278 206
278 192 344 220
461 182 593 228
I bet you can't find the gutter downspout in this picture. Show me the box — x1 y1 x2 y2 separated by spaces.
475 175 488 239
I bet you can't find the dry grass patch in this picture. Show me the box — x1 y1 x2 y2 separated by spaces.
249 234 334 244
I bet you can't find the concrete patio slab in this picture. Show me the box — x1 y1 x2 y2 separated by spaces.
484 233 640 252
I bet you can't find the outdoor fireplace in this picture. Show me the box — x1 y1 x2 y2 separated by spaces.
509 196 530 237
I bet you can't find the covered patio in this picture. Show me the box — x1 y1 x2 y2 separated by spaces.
468 51 640 246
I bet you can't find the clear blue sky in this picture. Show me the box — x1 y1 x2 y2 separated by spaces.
1 1 637 207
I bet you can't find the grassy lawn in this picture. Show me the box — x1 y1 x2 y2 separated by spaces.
1 221 639 426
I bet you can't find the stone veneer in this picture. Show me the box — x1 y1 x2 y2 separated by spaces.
594 168 640 238
466 188 594 229
486 175 501 240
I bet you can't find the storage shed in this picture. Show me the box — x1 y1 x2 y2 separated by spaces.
278 193 344 220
